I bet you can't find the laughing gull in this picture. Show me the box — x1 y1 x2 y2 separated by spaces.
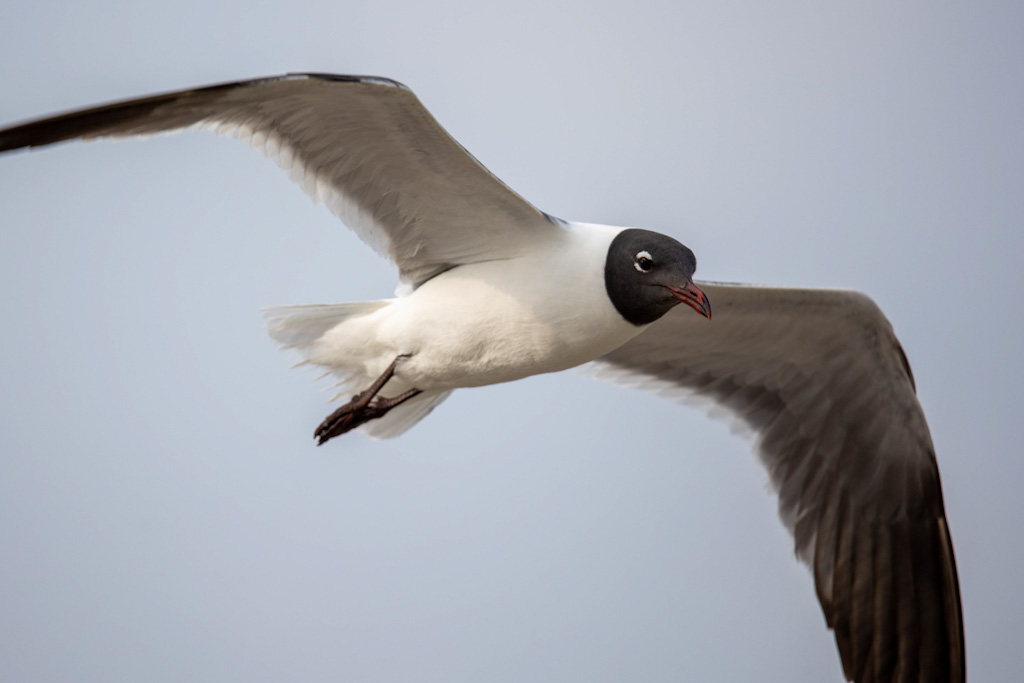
0 73 963 683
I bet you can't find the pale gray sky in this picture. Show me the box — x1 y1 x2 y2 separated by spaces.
1 2 1021 681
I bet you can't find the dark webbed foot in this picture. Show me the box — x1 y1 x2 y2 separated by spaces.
315 388 422 444
313 355 421 445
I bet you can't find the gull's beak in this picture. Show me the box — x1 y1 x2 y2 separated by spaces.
664 281 712 320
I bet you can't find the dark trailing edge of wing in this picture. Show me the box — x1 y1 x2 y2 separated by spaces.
0 73 406 153
894 340 917 391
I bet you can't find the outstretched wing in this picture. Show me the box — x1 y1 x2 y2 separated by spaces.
590 283 964 683
0 73 561 287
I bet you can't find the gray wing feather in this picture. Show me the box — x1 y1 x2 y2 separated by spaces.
590 283 965 683
0 73 559 286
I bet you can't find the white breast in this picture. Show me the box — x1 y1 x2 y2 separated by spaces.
311 222 644 393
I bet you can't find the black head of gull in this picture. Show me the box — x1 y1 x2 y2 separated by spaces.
604 228 711 325
0 73 965 683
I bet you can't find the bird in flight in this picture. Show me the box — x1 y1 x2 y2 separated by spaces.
0 73 964 683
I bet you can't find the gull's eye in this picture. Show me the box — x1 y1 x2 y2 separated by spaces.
634 250 654 273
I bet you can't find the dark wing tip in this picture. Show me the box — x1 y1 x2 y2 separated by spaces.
815 494 965 683
0 72 409 154
0 95 162 153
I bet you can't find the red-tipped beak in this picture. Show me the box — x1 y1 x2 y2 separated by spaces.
664 281 712 320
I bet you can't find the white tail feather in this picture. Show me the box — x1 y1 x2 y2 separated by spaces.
263 301 389 350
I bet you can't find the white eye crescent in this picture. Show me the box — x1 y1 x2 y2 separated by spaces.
634 250 654 272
